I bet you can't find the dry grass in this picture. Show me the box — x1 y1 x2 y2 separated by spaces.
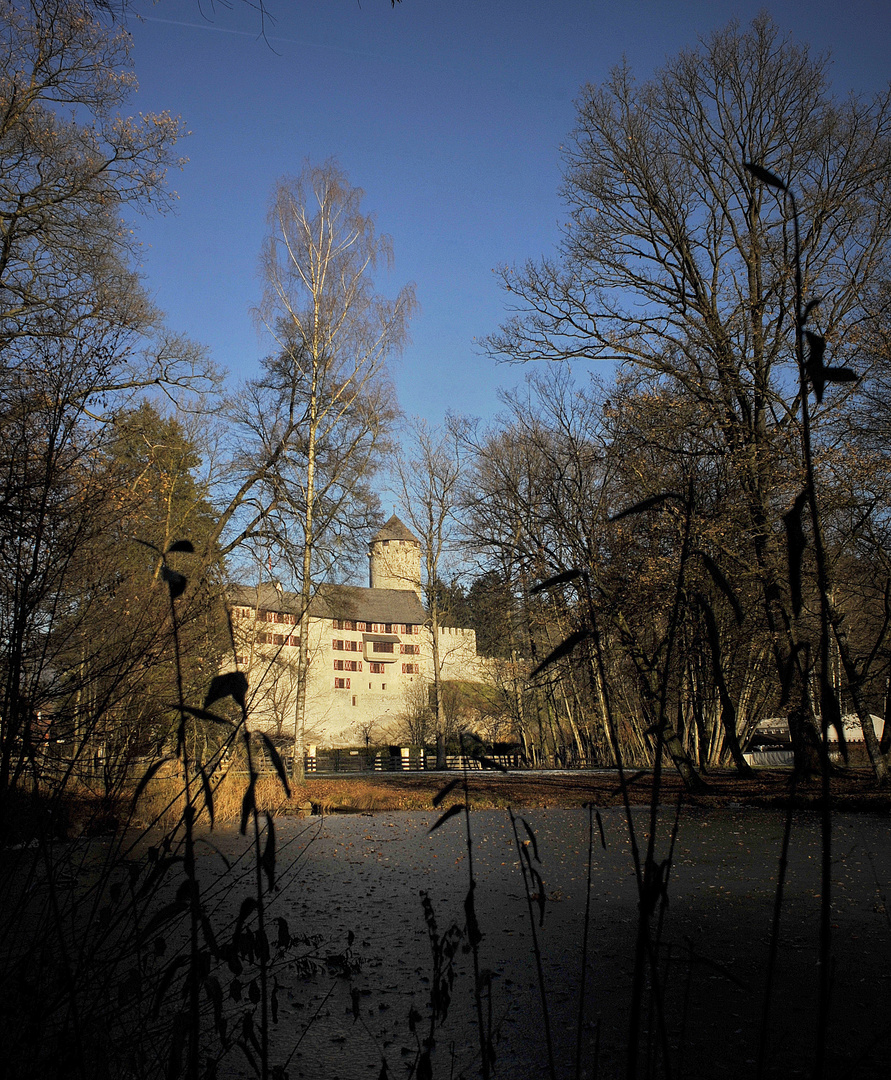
57 766 891 834
295 768 891 815
131 768 296 828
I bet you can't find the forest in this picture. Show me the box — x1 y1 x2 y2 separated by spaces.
4 0 891 818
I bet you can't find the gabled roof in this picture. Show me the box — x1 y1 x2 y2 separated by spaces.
371 514 420 546
312 583 426 624
229 583 301 617
228 582 426 626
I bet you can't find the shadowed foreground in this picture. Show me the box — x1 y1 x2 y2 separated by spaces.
201 806 890 1080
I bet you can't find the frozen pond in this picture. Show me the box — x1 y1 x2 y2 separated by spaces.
194 806 891 1079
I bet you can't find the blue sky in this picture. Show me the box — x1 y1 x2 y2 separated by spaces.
126 0 891 428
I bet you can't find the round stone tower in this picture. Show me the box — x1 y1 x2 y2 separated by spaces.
368 515 422 597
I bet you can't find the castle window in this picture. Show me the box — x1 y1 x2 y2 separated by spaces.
335 660 362 672
352 696 358 707
372 641 395 654
333 639 344 650
335 678 350 689
400 644 420 655
369 662 385 674
402 663 420 674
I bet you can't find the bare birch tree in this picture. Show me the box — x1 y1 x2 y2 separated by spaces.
220 162 415 777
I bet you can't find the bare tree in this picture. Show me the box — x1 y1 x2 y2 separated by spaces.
0 1 190 355
486 16 891 777
215 162 415 777
392 418 465 767
0 1 214 801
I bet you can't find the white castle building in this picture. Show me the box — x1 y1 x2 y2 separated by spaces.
228 516 490 747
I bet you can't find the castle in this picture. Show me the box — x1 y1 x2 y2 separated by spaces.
228 516 489 748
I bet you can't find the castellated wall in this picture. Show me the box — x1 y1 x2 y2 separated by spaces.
436 625 491 683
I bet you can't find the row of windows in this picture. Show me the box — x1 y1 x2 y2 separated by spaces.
255 632 300 647
234 611 423 634
331 638 419 655
233 607 299 626
334 659 362 671
334 663 418 688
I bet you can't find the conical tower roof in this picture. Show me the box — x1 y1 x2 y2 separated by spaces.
371 515 419 546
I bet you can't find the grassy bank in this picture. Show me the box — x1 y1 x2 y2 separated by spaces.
297 768 891 815
14 768 889 843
